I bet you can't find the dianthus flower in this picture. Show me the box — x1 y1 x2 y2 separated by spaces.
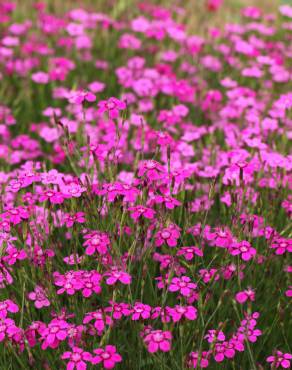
168 276 197 297
97 97 126 119
143 329 172 353
83 310 112 334
0 318 21 343
61 346 92 370
132 302 152 320
28 285 50 309
128 205 156 221
155 224 181 247
235 288 255 304
92 345 122 369
177 246 203 260
199 268 219 283
0 300 18 318
270 237 292 255
267 351 292 369
168 305 197 322
152 195 181 209
187 351 210 368
40 319 69 349
104 269 132 286
3 246 27 265
64 212 85 228
105 302 132 320
68 90 96 104
83 231 111 255
229 240 256 261
137 160 166 181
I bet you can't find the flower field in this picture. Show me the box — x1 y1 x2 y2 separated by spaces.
0 0 291 369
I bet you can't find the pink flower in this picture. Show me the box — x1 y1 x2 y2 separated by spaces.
2 207 29 225
235 288 255 304
199 268 219 283
64 212 85 228
229 241 256 261
28 286 50 309
61 347 92 370
83 310 112 333
92 345 122 369
177 246 203 260
152 195 181 209
3 246 27 265
39 189 66 204
270 237 292 255
132 302 152 320
105 302 132 320
128 206 156 221
205 329 225 343
68 90 96 104
0 300 19 318
80 271 102 298
97 97 126 119
168 305 197 322
267 351 292 369
40 319 69 349
143 329 172 353
138 160 166 181
155 224 181 247
187 351 209 368
83 231 111 256
31 71 49 84
0 318 20 343
168 276 197 297
285 286 292 298
104 269 132 286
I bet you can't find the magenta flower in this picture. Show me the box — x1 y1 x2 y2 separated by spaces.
128 206 156 221
267 351 292 369
143 329 172 353
83 231 111 256
0 300 18 319
229 241 256 261
177 246 203 261
168 276 197 297
138 160 166 181
155 224 181 247
97 97 126 119
205 329 225 343
152 195 181 209
31 71 49 84
64 212 86 228
39 189 66 204
40 319 69 349
68 90 96 104
235 288 255 304
105 302 132 320
61 347 92 370
187 351 209 368
83 310 112 333
80 271 102 298
0 318 20 343
270 237 292 255
132 302 152 320
2 206 29 225
92 345 122 369
3 246 27 265
28 286 50 309
104 269 132 286
199 268 219 283
168 305 197 322
54 271 83 296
